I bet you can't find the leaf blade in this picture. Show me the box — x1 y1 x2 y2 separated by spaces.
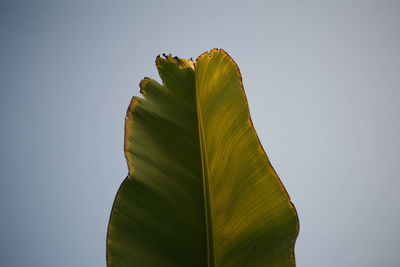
195 49 298 266
107 50 299 267
107 58 207 266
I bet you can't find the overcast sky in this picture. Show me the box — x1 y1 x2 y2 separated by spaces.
1 1 399 266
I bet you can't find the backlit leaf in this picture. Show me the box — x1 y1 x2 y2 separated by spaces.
107 49 299 267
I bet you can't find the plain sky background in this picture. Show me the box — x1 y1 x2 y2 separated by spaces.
1 0 399 266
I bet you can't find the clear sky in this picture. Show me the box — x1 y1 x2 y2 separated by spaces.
1 0 399 266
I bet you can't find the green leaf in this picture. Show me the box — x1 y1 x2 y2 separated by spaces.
107 49 299 267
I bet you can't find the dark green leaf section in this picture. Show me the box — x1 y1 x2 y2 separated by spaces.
107 50 299 267
107 57 207 266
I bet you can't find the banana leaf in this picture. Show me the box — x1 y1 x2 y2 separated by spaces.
107 49 299 267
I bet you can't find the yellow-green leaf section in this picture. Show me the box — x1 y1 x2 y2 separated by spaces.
107 49 299 267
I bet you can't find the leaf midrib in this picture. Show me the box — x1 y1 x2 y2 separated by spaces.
195 68 216 267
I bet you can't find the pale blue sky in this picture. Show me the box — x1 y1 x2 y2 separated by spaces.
1 1 399 266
